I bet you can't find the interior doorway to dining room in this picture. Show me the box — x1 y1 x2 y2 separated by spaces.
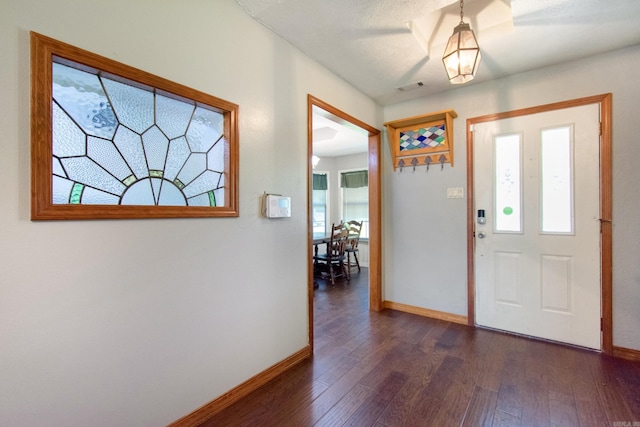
307 95 382 351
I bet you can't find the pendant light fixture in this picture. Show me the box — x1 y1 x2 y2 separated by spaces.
442 0 481 84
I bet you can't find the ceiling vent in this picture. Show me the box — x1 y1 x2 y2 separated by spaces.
395 81 424 92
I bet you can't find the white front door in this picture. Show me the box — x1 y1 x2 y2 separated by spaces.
473 104 601 349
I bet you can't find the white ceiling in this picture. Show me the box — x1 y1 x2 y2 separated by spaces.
235 0 640 156
312 106 369 157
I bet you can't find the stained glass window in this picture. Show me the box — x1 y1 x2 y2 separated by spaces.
52 60 225 207
399 125 446 151
31 32 238 219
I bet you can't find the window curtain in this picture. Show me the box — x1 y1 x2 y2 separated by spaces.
340 170 368 188
313 173 328 190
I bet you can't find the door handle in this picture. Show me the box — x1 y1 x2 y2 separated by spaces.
477 231 486 239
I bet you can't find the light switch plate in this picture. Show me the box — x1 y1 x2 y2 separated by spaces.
447 187 464 199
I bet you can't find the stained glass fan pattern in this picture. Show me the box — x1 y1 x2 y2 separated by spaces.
52 60 225 207
399 125 446 151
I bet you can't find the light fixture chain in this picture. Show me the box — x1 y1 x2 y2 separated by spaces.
460 0 464 23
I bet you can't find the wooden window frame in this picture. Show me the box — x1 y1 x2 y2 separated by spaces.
30 32 239 220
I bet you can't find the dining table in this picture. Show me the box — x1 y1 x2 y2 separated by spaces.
312 236 330 258
312 236 331 288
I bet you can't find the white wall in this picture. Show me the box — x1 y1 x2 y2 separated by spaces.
0 1 380 426
383 44 640 351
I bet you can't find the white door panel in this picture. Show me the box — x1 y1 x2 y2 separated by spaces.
474 104 601 349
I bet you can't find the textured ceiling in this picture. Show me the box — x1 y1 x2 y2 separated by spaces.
236 0 640 156
236 0 640 106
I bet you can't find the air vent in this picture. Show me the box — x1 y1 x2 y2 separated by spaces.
395 81 424 92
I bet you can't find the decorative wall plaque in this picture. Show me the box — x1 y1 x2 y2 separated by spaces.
384 109 457 171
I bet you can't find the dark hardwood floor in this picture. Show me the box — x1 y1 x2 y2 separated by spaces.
201 268 640 426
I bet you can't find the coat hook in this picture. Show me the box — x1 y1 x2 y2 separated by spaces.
398 158 405 172
425 156 432 172
439 154 446 170
411 157 418 172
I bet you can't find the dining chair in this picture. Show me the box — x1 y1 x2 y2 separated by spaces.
344 220 362 274
313 223 349 285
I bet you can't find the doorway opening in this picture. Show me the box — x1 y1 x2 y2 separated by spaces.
307 95 382 351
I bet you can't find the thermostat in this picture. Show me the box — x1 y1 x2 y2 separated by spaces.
265 194 291 218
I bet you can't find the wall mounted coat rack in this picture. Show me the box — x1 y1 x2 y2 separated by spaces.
384 109 457 172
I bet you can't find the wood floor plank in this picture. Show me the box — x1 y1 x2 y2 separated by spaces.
199 360 316 426
573 365 618 426
495 383 522 420
428 359 477 426
574 396 610 427
314 352 359 387
403 394 443 426
544 361 579 396
417 318 450 352
571 377 601 403
492 409 522 426
343 370 409 426
410 347 448 387
548 390 579 427
472 332 507 392
605 358 640 418
255 379 330 427
282 364 369 426
592 355 640 423
400 315 437 345
374 378 428 427
495 356 526 418
520 377 551 427
421 355 465 396
203 377 328 427
434 323 464 351
403 355 465 424
461 386 498 427
312 384 373 427
198 269 640 427
357 341 416 389
595 374 637 424
352 336 405 373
